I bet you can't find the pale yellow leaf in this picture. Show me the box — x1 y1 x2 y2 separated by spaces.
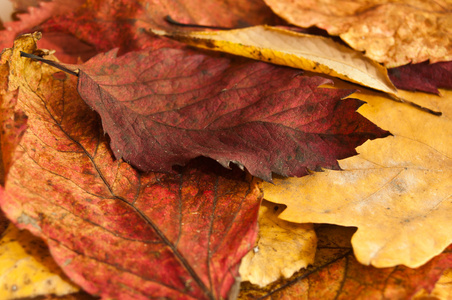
0 223 79 299
239 200 317 287
263 87 452 268
151 25 397 95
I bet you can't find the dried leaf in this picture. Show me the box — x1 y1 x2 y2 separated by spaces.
389 61 452 94
239 200 317 287
152 26 398 95
74 42 389 181
263 85 452 268
414 268 452 299
263 0 452 67
239 225 452 299
0 33 262 299
0 0 85 52
0 223 79 299
38 0 280 53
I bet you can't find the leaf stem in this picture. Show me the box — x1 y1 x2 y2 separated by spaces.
164 15 233 30
20 51 79 77
388 93 442 116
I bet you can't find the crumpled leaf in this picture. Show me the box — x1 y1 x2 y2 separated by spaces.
263 85 452 268
389 61 452 94
74 41 390 181
152 25 397 95
38 0 281 53
263 0 452 67
239 225 452 299
239 200 317 287
0 33 262 300
0 223 79 299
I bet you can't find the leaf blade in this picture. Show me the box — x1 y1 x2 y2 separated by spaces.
151 26 397 95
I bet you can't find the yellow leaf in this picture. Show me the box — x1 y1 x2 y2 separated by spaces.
151 25 397 95
0 223 79 299
263 0 452 67
263 87 452 268
239 200 317 287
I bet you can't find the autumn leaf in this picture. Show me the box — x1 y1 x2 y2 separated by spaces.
389 61 452 94
263 84 452 268
0 0 85 52
69 39 390 181
151 25 397 95
239 225 452 299
239 200 317 287
0 33 262 299
0 56 28 185
0 223 79 299
37 0 281 54
263 0 452 67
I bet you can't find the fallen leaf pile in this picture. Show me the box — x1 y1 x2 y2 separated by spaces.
0 0 450 299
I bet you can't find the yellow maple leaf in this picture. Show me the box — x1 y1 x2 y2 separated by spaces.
263 85 452 268
263 0 452 67
239 200 317 287
151 25 397 95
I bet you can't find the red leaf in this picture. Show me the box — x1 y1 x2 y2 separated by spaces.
388 61 452 94
239 226 452 299
75 45 390 181
0 1 85 51
38 0 281 53
0 47 261 299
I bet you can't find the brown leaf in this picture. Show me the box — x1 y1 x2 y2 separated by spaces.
263 0 452 67
0 33 262 299
73 40 390 182
239 225 452 299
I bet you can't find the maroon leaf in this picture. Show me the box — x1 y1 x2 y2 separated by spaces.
389 61 452 94
0 36 262 299
75 45 390 181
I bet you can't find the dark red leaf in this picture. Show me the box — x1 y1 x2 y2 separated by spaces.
75 45 390 181
0 38 262 299
388 61 452 94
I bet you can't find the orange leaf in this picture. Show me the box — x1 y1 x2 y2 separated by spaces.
0 33 262 299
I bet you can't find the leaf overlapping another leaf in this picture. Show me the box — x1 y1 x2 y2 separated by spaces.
74 43 390 182
0 33 262 300
239 225 452 299
152 25 398 95
263 0 452 67
263 86 452 268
